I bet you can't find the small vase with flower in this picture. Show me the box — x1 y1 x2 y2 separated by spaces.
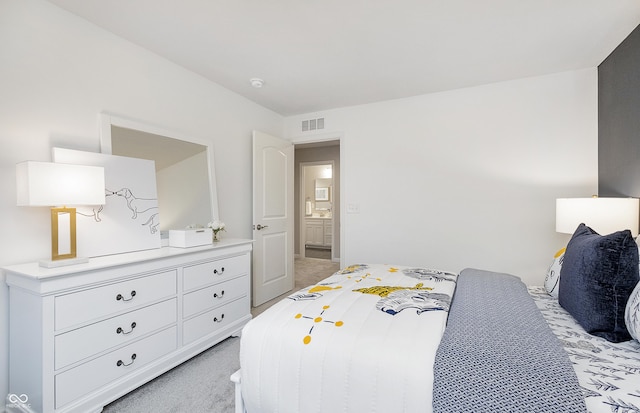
208 220 226 242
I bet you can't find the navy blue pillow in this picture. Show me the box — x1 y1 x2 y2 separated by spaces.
559 223 639 342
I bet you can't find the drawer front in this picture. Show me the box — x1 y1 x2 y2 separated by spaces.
55 270 177 331
183 254 249 292
183 297 249 345
183 276 247 318
55 326 177 409
55 298 177 370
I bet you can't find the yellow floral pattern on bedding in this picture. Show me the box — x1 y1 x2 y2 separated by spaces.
283 264 457 344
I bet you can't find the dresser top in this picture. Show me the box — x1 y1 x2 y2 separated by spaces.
3 238 253 280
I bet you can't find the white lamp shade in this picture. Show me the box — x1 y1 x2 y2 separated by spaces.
16 161 105 206
556 197 639 237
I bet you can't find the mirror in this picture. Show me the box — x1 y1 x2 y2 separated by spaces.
315 187 329 201
315 178 331 201
99 114 218 232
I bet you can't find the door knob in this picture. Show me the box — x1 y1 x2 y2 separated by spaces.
255 224 269 230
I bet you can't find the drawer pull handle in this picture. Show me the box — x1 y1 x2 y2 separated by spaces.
213 267 225 275
214 314 225 323
213 290 225 299
116 290 137 302
116 322 137 335
116 353 137 367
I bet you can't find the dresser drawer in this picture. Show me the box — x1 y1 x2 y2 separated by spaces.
55 298 177 370
55 326 177 409
55 270 177 331
183 254 249 292
183 276 247 318
183 296 249 345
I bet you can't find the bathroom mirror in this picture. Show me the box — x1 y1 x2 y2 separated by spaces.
99 113 218 232
315 178 331 201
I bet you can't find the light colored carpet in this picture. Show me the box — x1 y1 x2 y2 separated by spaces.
102 258 340 412
103 336 239 413
294 256 340 290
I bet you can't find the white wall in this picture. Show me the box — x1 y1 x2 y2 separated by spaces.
286 69 598 286
0 0 283 401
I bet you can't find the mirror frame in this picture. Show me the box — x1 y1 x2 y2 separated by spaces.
98 113 219 226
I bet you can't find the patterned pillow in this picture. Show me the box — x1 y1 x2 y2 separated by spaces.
559 224 639 343
544 248 565 298
625 281 640 341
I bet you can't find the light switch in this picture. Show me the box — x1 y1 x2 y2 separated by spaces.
347 203 360 214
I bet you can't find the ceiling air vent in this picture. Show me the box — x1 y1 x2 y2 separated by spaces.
301 117 325 132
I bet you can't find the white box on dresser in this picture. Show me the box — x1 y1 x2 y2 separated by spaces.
3 239 253 413
168 228 213 248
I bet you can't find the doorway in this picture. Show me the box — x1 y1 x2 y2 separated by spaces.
301 162 333 260
294 141 340 263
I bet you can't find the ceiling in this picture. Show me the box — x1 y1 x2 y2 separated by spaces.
47 0 640 116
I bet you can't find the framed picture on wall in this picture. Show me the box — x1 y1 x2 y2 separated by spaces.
315 187 329 201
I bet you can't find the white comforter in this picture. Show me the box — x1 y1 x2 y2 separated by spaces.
239 264 457 413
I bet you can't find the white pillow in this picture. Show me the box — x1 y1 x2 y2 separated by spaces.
544 247 565 298
625 281 640 341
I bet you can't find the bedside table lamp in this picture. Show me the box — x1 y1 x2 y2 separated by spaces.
16 161 106 267
556 197 639 236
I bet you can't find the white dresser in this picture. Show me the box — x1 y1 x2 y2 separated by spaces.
3 239 252 413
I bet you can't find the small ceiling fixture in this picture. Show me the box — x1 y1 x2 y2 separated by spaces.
250 78 264 88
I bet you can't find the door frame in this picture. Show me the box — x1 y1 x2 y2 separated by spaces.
292 132 345 267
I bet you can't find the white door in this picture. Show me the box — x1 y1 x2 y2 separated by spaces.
252 130 294 307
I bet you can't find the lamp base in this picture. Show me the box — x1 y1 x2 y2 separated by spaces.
39 256 89 268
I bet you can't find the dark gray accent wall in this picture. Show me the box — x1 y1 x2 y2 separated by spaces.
599 25 640 196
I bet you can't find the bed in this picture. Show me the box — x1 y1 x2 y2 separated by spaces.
529 287 640 413
232 226 640 413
